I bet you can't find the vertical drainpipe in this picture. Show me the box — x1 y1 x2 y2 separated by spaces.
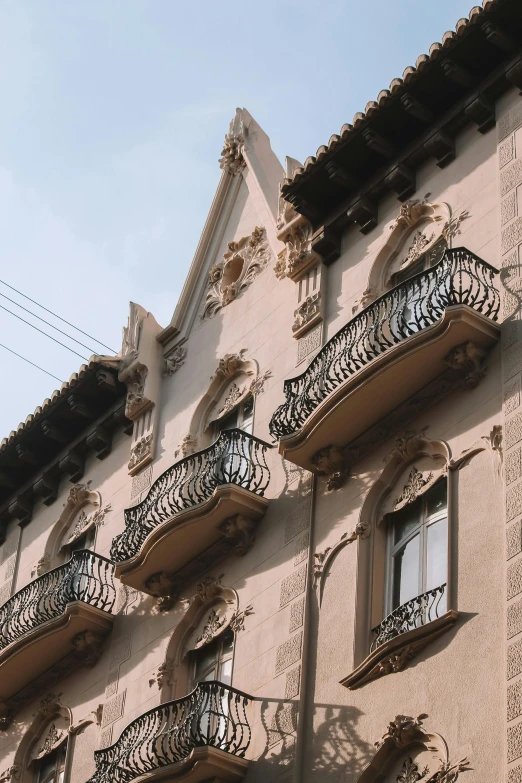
293 472 317 783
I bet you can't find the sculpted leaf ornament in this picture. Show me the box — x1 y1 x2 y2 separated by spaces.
394 468 433 510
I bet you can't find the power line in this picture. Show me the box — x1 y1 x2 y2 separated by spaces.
0 291 98 355
0 277 117 353
0 304 89 361
0 343 63 383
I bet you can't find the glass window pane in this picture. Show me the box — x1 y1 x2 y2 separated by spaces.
426 517 448 592
426 479 447 518
393 499 421 545
392 533 420 609
193 638 219 682
219 657 232 686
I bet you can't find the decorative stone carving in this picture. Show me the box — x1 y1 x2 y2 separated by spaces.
71 630 105 666
66 503 111 545
293 292 322 337
219 514 256 555
0 767 19 782
441 209 470 242
203 227 272 318
387 428 430 463
32 555 51 578
217 383 244 417
377 646 417 678
67 482 93 506
311 445 350 490
34 694 62 720
249 368 272 396
229 604 254 633
396 757 427 783
444 341 487 388
195 574 225 606
145 571 179 612
128 433 153 472
149 658 175 690
38 723 65 756
163 345 187 377
125 365 148 418
277 221 319 281
219 112 245 175
213 349 248 382
174 434 198 459
368 715 470 783
314 522 370 601
121 302 142 361
376 714 428 750
394 468 434 510
195 608 225 647
401 230 435 269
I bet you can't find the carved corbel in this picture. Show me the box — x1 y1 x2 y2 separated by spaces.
276 214 319 281
347 197 378 234
424 131 455 169
145 571 179 612
33 471 59 506
58 449 85 483
444 341 487 389
384 163 416 202
311 224 342 266
71 630 105 667
86 425 113 460
311 445 350 490
123 364 149 419
219 514 256 555
464 94 495 134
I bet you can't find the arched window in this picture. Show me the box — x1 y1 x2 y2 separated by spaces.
385 478 447 616
215 395 254 437
34 740 67 783
189 626 234 688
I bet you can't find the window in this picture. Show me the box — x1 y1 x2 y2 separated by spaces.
390 239 447 336
216 396 254 436
190 627 234 688
34 742 67 783
386 478 448 614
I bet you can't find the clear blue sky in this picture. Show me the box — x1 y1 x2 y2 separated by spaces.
0 0 474 437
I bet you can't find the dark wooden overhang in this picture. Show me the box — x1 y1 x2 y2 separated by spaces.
281 0 522 260
0 362 131 536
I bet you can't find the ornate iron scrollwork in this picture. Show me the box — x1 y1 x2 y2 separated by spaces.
110 429 273 564
370 583 447 652
86 681 252 783
269 248 499 439
0 550 115 650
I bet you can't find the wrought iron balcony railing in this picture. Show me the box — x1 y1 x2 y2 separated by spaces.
111 429 272 564
0 550 115 651
87 681 252 783
269 248 499 439
370 583 447 652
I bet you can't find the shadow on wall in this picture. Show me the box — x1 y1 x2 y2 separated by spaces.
253 698 374 782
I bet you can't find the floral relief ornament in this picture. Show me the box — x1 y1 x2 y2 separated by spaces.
394 467 433 510
67 503 112 543
163 345 187 377
195 609 225 647
203 227 272 319
38 724 64 756
128 433 153 471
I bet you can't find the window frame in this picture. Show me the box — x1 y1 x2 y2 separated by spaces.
384 478 448 615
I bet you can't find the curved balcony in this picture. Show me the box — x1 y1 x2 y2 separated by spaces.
270 248 500 471
87 681 251 783
111 429 272 594
0 550 115 702
341 583 458 689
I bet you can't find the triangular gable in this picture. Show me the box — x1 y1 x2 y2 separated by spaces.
158 108 284 345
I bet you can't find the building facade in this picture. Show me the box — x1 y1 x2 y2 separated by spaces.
0 1 520 781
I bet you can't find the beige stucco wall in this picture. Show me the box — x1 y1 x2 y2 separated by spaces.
0 87 516 783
